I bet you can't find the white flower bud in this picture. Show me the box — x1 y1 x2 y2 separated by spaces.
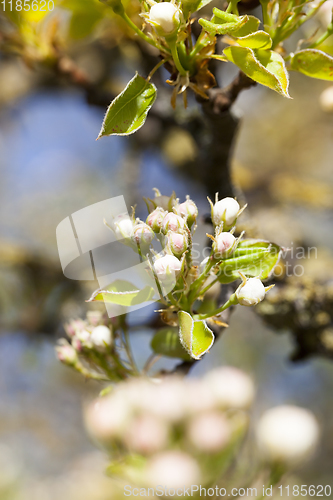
213 232 236 259
162 212 185 234
204 367 255 409
257 405 319 464
146 207 167 232
167 231 188 256
177 199 198 227
188 412 230 453
236 277 266 306
147 2 181 35
91 325 113 351
145 451 201 489
114 214 134 240
132 222 155 246
319 86 333 113
56 342 78 366
85 394 131 444
212 197 240 227
125 414 169 455
153 254 182 282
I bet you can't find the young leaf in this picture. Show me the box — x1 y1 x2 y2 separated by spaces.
178 311 214 360
181 0 213 18
88 279 156 306
236 31 272 50
97 73 157 138
151 327 192 360
290 49 333 81
199 16 249 36
223 46 290 97
231 16 260 37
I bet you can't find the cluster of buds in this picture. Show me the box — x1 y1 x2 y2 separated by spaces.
85 367 254 487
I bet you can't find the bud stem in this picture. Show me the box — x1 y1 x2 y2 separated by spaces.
120 12 171 54
167 38 188 76
196 293 238 320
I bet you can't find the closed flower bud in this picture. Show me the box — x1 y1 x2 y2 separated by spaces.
132 222 155 245
125 414 169 455
146 207 167 232
145 451 201 489
211 197 240 228
213 232 236 259
91 325 113 351
147 2 181 36
257 405 319 464
114 214 134 240
236 276 270 306
188 412 230 453
153 254 182 282
204 367 255 409
319 86 333 113
177 198 198 227
167 231 188 256
162 212 185 234
56 342 78 366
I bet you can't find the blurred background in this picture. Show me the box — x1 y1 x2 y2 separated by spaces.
0 1 333 498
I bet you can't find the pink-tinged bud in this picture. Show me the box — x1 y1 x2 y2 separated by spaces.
146 207 167 232
124 414 169 455
167 231 188 257
161 212 185 234
188 412 231 453
213 232 236 259
56 342 78 366
153 254 182 282
132 222 155 245
212 197 240 228
177 199 198 228
91 325 113 351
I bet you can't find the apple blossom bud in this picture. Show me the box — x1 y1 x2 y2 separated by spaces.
147 2 181 36
132 222 155 246
167 231 188 257
213 232 236 259
211 197 240 228
319 86 333 113
146 207 167 232
204 367 255 409
125 414 169 455
153 254 182 282
56 342 78 366
257 405 319 464
188 412 230 453
162 212 185 234
114 214 134 240
177 198 198 227
91 325 113 351
145 451 201 489
236 277 266 306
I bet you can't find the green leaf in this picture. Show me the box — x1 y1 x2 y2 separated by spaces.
88 279 156 306
231 16 260 37
199 16 247 35
151 327 192 360
178 311 214 360
97 73 157 138
223 46 290 97
290 49 333 81
181 0 213 18
236 31 272 50
218 239 282 283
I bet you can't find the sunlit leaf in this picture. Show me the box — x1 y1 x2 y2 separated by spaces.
236 31 272 50
223 46 290 97
97 73 157 138
290 49 333 80
231 15 260 37
199 16 249 36
88 279 155 306
178 311 214 360
151 327 192 360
